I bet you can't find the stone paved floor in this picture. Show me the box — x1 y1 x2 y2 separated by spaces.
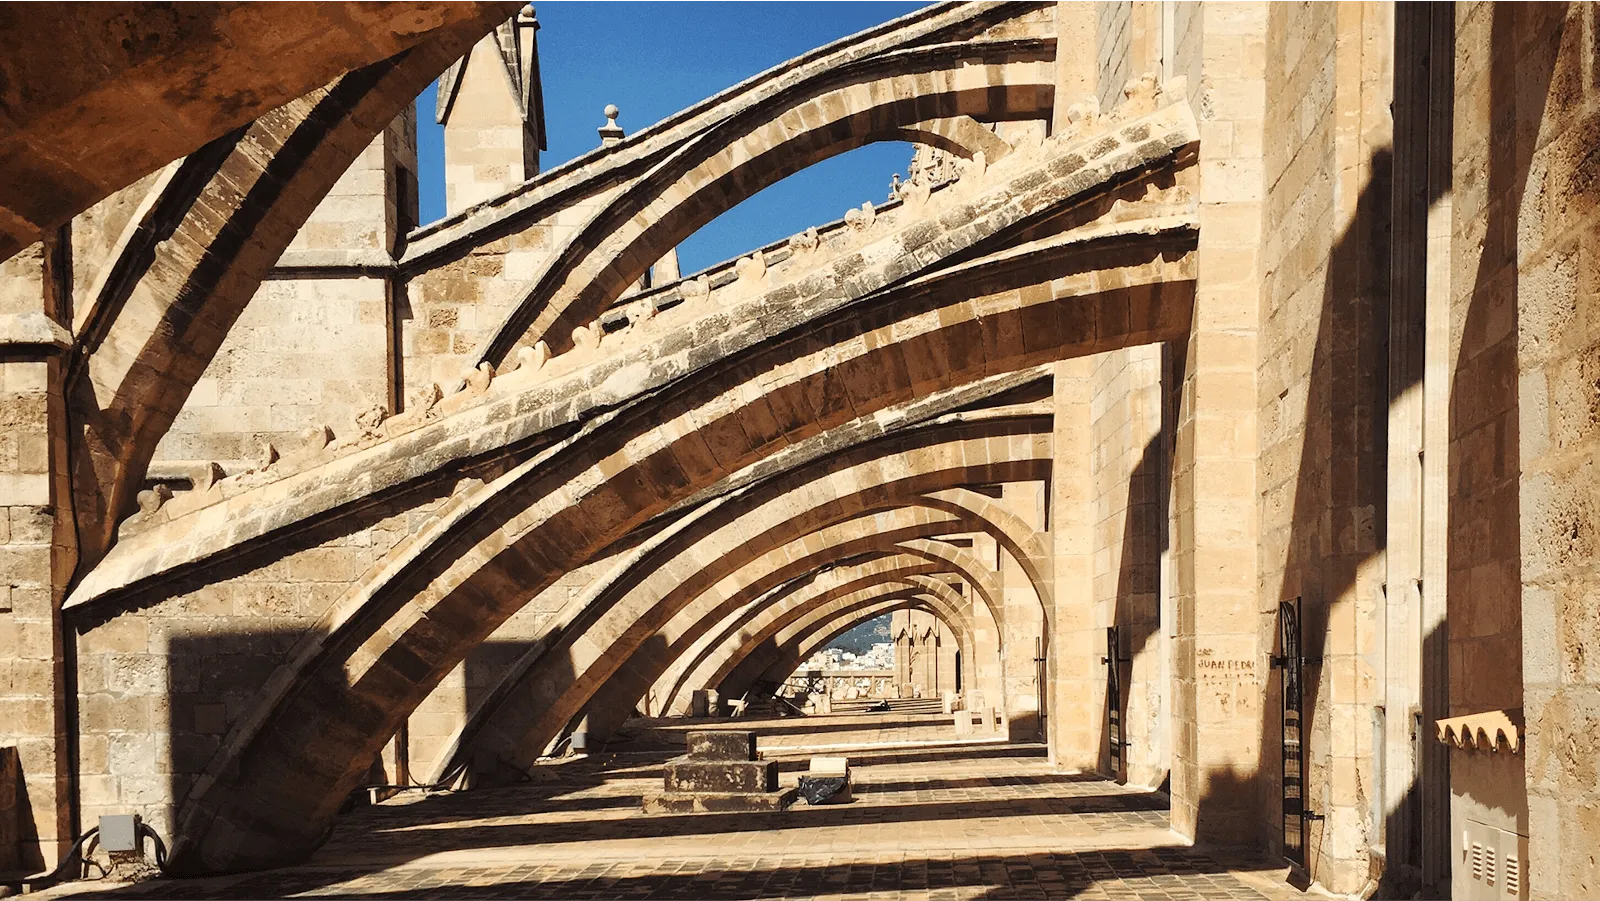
52 713 1312 900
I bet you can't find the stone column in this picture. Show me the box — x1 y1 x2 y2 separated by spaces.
1050 358 1099 768
1052 2 1097 130
1169 2 1269 846
997 483 1047 741
0 237 76 871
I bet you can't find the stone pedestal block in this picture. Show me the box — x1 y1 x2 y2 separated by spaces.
642 787 798 814
647 730 793 814
798 756 851 804
689 690 712 717
663 759 777 794
975 708 999 733
954 712 973 736
686 730 756 761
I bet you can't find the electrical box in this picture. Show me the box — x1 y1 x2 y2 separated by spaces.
98 814 141 853
1457 817 1529 900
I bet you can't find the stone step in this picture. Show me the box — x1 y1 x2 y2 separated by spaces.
642 787 798 814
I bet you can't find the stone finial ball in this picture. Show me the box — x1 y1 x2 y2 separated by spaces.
604 104 620 121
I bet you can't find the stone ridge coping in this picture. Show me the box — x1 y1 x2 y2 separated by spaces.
1436 709 1523 753
399 11 1042 268
0 312 71 350
68 94 1198 612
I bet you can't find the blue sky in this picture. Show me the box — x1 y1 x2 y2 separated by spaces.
417 1 929 273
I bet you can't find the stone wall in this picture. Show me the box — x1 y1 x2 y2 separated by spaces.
1469 4 1600 899
0 242 74 871
1256 3 1392 890
152 118 417 471
74 482 457 840
1096 1 1164 111
1090 345 1165 785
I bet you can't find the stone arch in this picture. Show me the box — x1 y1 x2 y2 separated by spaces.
440 425 1052 782
65 12 504 563
707 572 975 706
749 596 941 692
475 41 1056 361
649 549 988 719
163 107 1197 872
892 115 1016 163
413 441 1037 781
0 4 510 260
647 532 1008 717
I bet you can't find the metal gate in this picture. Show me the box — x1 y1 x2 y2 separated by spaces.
1272 597 1315 869
1105 626 1123 778
1033 637 1047 737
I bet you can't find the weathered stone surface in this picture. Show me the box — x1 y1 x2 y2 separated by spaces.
662 759 776 795
0 3 517 261
4 3 1592 896
685 731 756 762
641 787 797 815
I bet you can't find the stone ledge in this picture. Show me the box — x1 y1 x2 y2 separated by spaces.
0 312 71 352
1436 709 1523 753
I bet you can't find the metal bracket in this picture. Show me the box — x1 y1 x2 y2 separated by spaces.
1303 810 1326 823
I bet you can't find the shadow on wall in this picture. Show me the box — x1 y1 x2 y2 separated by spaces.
1 745 27 875
462 638 544 762
1101 425 1166 787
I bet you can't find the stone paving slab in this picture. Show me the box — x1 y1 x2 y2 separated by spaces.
46 717 1312 900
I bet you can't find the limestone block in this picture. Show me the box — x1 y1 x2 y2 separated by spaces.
662 759 776 794
685 730 755 761
642 787 797 814
798 757 851 804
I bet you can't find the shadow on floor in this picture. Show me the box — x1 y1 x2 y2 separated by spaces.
65 845 1290 900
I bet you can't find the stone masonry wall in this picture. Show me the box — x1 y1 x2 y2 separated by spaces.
399 183 625 393
74 484 456 840
1257 2 1392 891
152 118 416 471
1474 4 1600 898
1096 1 1164 112
0 241 75 871
1090 344 1165 786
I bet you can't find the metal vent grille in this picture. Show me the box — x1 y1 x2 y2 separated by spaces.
1505 854 1520 896
1472 843 1484 881
1485 846 1497 886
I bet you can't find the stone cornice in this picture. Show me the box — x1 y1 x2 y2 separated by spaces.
0 312 72 355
